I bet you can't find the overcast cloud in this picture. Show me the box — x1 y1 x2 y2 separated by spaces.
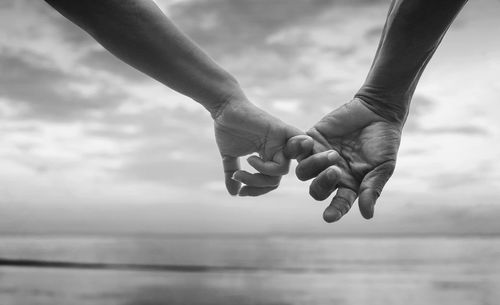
0 0 499 235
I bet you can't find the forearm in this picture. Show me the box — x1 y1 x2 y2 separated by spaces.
45 0 245 115
355 0 468 123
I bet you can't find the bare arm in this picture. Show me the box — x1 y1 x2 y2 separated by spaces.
45 0 242 114
45 0 311 196
356 0 469 123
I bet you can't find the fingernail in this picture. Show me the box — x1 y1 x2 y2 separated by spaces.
227 181 239 196
301 138 312 148
227 187 238 196
323 209 342 223
231 172 241 182
309 188 319 201
247 155 258 163
364 204 374 219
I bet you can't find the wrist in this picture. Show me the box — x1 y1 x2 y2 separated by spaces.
198 76 249 119
204 84 251 120
354 88 410 124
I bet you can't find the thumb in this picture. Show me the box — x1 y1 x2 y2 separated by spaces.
284 135 314 161
358 161 396 219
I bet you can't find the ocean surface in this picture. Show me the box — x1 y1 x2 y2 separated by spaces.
0 235 499 305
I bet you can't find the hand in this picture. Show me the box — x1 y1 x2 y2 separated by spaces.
214 97 312 196
289 98 402 222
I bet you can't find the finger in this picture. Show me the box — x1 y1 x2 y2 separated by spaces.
232 170 281 188
358 161 396 219
284 135 314 161
239 186 278 197
323 188 358 223
222 155 241 196
247 150 290 176
309 166 342 201
295 150 341 181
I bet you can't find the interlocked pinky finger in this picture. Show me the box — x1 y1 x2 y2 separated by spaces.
284 135 314 161
232 171 281 188
238 186 278 197
247 150 290 176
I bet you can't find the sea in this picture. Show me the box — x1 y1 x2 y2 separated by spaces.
0 235 499 305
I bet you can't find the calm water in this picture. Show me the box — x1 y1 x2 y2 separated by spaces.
1 236 499 305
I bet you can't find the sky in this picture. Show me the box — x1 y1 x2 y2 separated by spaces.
0 0 500 236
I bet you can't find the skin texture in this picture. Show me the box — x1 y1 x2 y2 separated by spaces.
289 0 468 222
214 98 312 196
45 0 310 196
289 98 401 222
356 0 469 123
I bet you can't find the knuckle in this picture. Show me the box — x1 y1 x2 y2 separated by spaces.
311 153 326 164
327 150 340 162
326 167 340 181
318 175 333 188
332 197 352 215
310 182 331 201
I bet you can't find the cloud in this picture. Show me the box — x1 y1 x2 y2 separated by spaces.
402 95 487 136
431 172 483 189
115 149 221 186
37 0 97 48
167 0 381 85
428 159 499 190
422 125 488 135
0 1 12 9
170 0 337 54
89 107 220 186
156 1 390 130
0 50 125 120
1 0 499 236
364 25 384 41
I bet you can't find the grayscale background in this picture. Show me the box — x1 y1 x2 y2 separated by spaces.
0 0 499 304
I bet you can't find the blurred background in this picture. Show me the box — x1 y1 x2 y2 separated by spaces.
1 0 500 304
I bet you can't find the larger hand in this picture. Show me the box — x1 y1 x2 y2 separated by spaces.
214 97 312 196
291 98 402 222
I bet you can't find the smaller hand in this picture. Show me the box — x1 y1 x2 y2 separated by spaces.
287 98 402 222
214 97 313 196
